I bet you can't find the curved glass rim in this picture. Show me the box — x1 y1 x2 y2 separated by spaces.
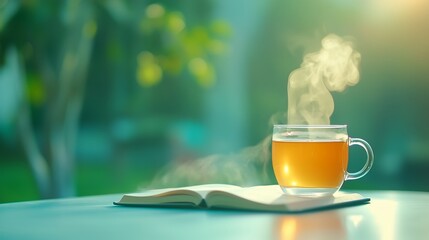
273 124 347 129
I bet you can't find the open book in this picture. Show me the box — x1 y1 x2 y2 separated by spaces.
114 184 370 213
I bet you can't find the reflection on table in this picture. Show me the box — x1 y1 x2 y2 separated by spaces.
0 191 428 239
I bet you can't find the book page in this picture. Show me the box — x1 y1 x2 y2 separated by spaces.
175 184 243 198
206 185 369 212
207 185 285 205
117 184 243 206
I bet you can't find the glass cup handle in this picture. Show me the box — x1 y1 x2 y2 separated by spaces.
346 138 374 180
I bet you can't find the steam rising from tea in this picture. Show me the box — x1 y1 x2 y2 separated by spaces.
147 34 362 188
288 34 361 124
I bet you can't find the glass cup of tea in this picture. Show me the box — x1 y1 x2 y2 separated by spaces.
272 125 374 196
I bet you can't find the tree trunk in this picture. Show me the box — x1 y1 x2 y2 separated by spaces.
18 0 96 198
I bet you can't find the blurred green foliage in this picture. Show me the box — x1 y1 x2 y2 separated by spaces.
137 2 231 87
0 0 233 202
0 158 157 202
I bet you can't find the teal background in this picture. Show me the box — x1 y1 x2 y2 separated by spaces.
1 0 429 202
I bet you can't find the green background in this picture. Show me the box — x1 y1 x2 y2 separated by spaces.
1 0 429 202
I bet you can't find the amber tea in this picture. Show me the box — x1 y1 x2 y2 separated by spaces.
272 125 373 196
272 140 348 189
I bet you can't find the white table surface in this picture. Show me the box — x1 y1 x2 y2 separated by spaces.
1 190 428 239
